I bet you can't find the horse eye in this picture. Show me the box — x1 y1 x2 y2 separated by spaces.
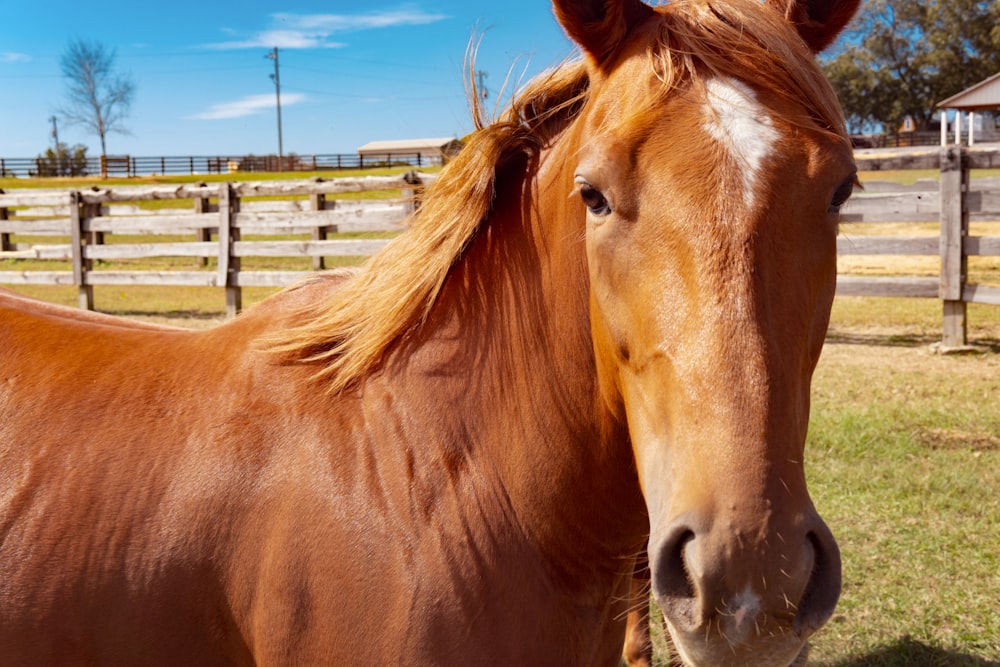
578 183 612 216
829 176 858 214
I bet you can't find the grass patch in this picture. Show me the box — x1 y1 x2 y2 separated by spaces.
805 332 1000 665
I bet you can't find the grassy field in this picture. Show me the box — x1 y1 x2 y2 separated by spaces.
3 170 1000 666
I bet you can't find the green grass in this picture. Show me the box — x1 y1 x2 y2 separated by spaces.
805 344 1000 664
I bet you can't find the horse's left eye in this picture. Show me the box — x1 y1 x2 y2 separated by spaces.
829 176 858 214
576 180 612 216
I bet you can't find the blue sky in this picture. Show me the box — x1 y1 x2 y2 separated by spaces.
0 1 576 159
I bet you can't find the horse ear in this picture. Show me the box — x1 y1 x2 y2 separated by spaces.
553 0 655 66
769 0 860 53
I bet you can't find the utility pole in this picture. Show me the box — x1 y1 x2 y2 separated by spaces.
266 47 284 171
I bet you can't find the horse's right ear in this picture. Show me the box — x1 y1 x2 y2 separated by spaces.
553 0 655 67
768 0 861 53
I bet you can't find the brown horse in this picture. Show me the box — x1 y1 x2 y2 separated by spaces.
0 0 858 663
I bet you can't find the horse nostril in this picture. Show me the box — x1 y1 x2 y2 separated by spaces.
795 525 842 635
650 526 698 628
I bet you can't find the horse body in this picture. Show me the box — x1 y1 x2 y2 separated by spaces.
1 271 640 664
1 0 859 664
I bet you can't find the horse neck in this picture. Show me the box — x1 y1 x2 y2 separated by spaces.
384 151 647 575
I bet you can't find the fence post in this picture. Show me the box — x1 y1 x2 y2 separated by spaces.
0 190 10 252
310 192 327 270
69 190 95 310
194 192 211 268
218 183 242 317
939 146 969 347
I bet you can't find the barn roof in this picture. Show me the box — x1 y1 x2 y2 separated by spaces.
938 72 1000 111
357 137 462 155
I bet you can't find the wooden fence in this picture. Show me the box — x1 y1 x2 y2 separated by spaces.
0 173 432 317
1 147 999 347
841 146 1000 347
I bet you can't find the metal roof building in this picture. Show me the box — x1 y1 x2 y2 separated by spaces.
938 72 1000 145
357 137 464 166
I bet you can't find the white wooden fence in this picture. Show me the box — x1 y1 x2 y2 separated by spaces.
0 173 432 317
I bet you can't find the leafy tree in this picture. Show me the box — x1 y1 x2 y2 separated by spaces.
821 0 1000 133
35 143 89 177
57 39 135 160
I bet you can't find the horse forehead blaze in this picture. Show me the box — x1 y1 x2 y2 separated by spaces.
701 77 782 209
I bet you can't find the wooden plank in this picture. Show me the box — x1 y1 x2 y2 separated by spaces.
84 242 216 260
855 147 999 171
0 270 75 285
839 192 939 223
835 275 939 298
83 213 215 234
0 192 73 207
234 208 407 233
836 236 938 256
965 236 1000 256
233 239 389 257
78 185 216 204
855 149 941 171
966 190 1000 218
82 271 218 287
966 148 1000 170
3 205 74 217
0 244 72 260
963 283 1000 306
0 218 72 235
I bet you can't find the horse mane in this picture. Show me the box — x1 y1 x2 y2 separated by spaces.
265 0 847 393
264 59 590 392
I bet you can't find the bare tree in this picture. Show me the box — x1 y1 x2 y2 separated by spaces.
58 39 135 160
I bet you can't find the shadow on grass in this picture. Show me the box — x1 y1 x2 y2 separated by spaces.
825 637 1000 667
825 329 1000 353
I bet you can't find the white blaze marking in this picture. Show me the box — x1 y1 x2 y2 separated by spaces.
703 77 779 209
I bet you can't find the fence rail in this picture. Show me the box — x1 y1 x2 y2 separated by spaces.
2 148 999 347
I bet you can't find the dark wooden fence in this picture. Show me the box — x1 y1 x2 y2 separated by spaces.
0 153 443 179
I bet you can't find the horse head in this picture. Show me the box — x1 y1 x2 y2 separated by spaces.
552 0 859 663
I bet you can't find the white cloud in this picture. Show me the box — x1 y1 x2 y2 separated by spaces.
1 52 31 63
203 6 448 50
187 93 306 120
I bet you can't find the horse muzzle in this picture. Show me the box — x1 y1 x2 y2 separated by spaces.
649 508 841 667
